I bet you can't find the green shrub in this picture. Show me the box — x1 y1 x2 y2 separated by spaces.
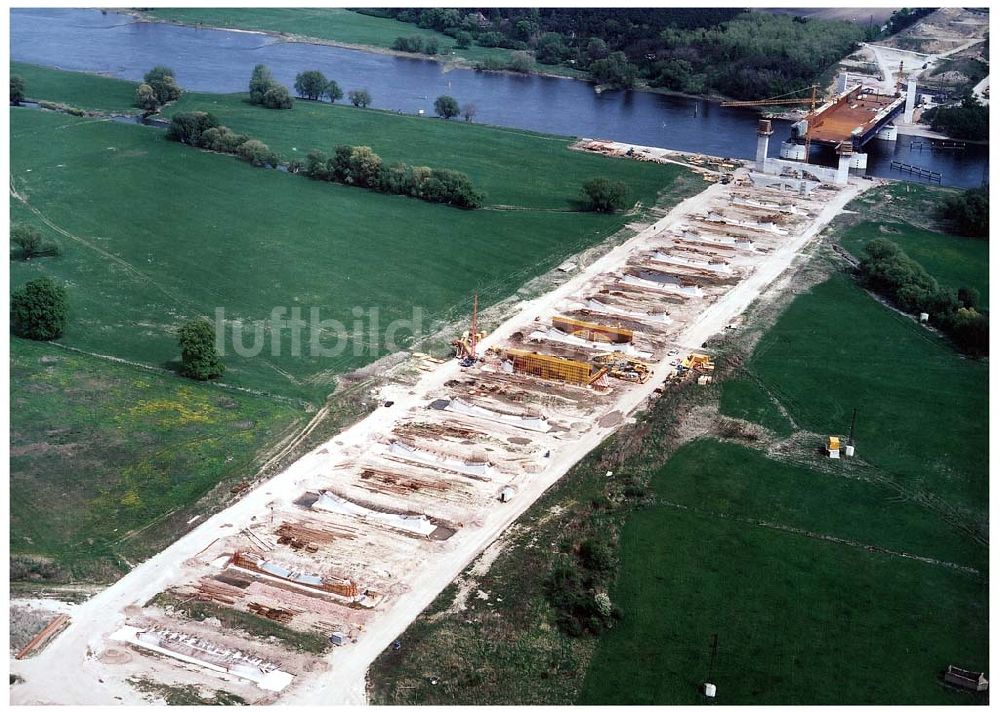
11 277 68 341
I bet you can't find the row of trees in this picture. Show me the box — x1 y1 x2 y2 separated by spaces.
304 145 485 209
432 95 476 121
249 64 293 109
280 66 373 107
166 112 280 167
858 238 988 356
135 66 182 112
293 69 341 102
367 8 874 97
391 35 440 55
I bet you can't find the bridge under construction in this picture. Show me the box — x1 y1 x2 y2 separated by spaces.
731 74 915 184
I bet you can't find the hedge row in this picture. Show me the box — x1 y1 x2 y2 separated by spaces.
304 145 485 209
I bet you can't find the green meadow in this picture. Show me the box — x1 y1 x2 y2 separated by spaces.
10 65 699 580
581 442 987 705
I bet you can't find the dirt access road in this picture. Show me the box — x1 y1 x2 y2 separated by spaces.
10 166 871 705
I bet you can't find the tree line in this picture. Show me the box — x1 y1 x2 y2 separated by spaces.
363 8 882 98
938 187 988 237
924 94 989 141
858 238 988 356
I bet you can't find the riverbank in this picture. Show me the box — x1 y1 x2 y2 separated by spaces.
127 9 590 84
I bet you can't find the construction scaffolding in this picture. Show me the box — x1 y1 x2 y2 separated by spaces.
504 348 598 386
552 315 633 344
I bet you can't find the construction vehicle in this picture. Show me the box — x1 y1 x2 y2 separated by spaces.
680 353 715 371
592 353 652 384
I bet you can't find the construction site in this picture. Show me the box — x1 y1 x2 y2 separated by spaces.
9 154 871 705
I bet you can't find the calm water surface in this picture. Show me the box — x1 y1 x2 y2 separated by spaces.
10 8 987 188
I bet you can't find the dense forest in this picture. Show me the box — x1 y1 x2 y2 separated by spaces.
359 8 889 99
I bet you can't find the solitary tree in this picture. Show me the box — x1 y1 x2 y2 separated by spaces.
135 83 159 112
249 64 274 104
178 319 225 380
325 80 344 103
11 224 43 259
10 74 25 105
462 102 477 122
348 89 372 108
581 177 631 213
454 31 472 49
143 66 182 105
11 277 68 341
434 95 460 119
294 70 328 100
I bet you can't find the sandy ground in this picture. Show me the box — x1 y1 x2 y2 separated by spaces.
10 163 871 705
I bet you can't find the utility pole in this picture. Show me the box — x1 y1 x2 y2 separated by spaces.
708 632 719 680
848 408 858 446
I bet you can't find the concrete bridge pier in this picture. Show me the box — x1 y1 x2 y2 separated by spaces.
755 119 773 170
904 79 917 123
779 140 807 161
875 124 898 141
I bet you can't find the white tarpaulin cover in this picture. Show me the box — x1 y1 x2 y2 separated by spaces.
446 398 550 432
313 491 437 536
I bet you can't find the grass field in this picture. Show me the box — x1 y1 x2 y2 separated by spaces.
163 92 668 211
11 103 693 402
838 220 989 301
10 339 300 582
11 61 139 112
580 443 988 705
143 8 518 66
10 67 699 582
722 272 988 519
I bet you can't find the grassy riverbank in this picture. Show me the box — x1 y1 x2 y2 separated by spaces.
11 61 139 112
142 9 514 66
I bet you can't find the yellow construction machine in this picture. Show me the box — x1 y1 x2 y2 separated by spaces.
592 353 652 384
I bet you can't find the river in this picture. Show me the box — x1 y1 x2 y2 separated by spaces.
10 8 988 188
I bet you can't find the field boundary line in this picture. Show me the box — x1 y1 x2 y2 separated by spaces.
656 500 982 576
41 341 307 408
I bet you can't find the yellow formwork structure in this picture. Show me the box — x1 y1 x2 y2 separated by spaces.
552 316 633 344
506 348 595 386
